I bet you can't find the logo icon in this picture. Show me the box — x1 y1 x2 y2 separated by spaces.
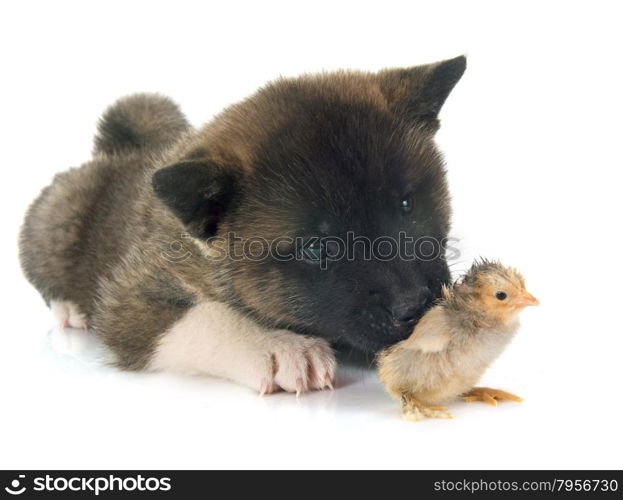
4 475 26 495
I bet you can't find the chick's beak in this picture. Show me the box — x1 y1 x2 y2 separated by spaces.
517 290 539 307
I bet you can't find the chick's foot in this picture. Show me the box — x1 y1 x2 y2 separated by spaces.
462 387 523 406
401 395 453 421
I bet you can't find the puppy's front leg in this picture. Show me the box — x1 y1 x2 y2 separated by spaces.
149 300 336 394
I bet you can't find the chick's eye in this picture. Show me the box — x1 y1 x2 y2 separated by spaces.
495 291 507 301
400 195 413 213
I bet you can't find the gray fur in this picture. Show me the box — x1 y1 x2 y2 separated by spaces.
19 58 465 370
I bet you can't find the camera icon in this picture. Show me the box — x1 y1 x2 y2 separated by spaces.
4 475 26 495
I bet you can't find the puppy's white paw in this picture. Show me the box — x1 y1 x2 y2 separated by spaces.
50 300 88 329
260 332 336 395
148 301 335 395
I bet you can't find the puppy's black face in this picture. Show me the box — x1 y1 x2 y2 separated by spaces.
153 56 465 354
232 101 452 353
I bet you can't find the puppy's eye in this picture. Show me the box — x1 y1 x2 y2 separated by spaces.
495 291 507 301
300 239 324 264
400 195 413 213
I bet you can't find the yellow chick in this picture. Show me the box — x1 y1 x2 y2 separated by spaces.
377 259 538 421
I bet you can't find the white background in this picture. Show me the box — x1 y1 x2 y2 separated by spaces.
1 0 622 470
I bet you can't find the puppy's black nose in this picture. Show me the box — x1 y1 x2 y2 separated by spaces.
391 288 433 325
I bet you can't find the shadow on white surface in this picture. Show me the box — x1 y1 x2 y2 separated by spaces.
1 292 621 469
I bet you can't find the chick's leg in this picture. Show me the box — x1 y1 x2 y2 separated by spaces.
462 387 523 406
401 394 453 421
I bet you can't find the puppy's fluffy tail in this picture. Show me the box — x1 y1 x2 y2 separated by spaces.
93 93 190 156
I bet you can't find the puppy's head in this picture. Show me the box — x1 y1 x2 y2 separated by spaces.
153 56 466 353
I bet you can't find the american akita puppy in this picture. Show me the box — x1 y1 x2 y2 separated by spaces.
19 56 466 394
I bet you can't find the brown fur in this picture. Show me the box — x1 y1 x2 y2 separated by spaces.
19 57 467 371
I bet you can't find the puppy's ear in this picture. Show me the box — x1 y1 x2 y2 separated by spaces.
378 55 466 129
152 160 240 239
